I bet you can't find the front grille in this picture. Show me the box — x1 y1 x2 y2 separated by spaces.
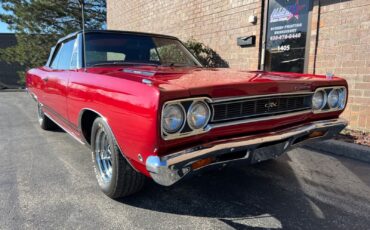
211 94 312 122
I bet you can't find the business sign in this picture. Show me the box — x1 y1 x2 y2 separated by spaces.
264 0 312 73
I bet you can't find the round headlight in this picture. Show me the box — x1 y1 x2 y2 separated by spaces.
187 101 210 130
312 90 326 110
328 89 340 108
162 104 185 133
338 88 347 109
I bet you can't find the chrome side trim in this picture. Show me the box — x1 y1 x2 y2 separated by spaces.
43 111 86 145
77 108 109 143
146 118 347 186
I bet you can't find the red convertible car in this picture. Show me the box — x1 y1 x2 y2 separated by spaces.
26 30 348 198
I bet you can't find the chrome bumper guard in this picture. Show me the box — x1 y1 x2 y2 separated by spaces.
146 118 347 186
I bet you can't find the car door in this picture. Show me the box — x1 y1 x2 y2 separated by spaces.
44 38 75 120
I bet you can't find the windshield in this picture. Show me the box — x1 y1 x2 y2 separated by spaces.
85 32 202 67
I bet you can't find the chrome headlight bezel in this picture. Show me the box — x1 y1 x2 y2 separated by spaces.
337 87 347 110
312 89 327 110
327 89 340 109
312 86 347 113
161 103 186 135
187 100 211 130
161 97 212 140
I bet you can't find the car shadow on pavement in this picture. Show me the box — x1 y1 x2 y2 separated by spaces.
53 126 65 132
118 154 369 229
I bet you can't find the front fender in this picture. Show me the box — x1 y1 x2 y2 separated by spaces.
68 71 161 176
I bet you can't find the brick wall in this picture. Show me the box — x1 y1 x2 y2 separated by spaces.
107 0 370 132
107 0 262 70
308 0 370 131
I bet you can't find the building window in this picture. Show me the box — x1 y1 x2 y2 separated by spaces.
264 0 313 73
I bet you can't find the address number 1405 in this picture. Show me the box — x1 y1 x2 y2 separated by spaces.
277 45 290 52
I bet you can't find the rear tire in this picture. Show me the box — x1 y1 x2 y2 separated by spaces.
37 103 57 130
91 117 145 198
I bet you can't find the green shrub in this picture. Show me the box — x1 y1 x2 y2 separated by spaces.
184 39 229 68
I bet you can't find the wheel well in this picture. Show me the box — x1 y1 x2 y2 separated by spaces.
80 110 100 145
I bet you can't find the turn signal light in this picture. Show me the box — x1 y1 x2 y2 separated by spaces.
191 157 214 170
308 130 326 138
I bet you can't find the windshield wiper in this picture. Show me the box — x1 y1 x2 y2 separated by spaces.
91 62 160 67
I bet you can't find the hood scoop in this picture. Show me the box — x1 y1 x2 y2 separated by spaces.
123 68 156 77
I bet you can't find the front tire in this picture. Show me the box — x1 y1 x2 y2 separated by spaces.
37 103 57 130
91 117 145 198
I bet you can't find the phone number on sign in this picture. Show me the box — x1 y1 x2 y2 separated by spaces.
270 33 302 41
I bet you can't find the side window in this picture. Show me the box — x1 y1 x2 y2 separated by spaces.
50 44 62 69
58 39 75 70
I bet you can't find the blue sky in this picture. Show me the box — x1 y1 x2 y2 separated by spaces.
0 6 12 33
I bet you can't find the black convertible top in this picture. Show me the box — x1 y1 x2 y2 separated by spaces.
57 30 178 44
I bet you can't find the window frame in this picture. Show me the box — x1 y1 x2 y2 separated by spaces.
49 43 63 70
260 0 314 73
47 34 82 70
57 38 77 70
67 37 81 70
83 31 203 68
46 46 56 67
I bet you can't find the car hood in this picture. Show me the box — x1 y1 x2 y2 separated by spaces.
89 66 347 98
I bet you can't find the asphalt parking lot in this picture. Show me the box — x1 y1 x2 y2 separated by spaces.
1 91 370 229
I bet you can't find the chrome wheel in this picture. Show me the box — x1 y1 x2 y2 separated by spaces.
37 103 44 125
36 103 56 130
91 117 146 198
94 129 113 183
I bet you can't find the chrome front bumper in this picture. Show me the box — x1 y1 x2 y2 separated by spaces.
146 118 347 186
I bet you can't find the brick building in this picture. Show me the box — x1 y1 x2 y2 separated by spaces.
107 0 370 132
0 33 22 88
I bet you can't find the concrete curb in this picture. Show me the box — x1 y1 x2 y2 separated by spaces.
305 140 370 163
0 89 25 92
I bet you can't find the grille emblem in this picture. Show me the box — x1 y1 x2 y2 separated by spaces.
265 102 278 109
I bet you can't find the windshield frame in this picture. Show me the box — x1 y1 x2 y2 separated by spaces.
82 31 203 68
